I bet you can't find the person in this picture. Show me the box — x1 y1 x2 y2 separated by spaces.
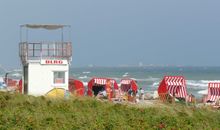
128 88 132 95
139 88 145 100
136 91 139 100
106 79 112 101
18 79 22 93
132 90 137 103
128 88 133 102
117 87 123 101
102 89 107 97
131 80 138 103
111 82 115 98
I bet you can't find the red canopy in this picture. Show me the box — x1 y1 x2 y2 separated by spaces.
68 78 85 96
87 77 119 97
158 76 187 99
120 79 138 92
207 82 220 102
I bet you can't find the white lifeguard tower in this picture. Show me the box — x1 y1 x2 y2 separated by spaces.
19 24 72 96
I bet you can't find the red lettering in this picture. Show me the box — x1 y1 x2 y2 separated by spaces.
45 60 52 64
44 60 64 64
54 60 58 64
59 60 63 64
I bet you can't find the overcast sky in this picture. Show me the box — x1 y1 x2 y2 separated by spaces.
0 0 220 68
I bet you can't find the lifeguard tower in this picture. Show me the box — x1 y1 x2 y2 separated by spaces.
19 24 72 96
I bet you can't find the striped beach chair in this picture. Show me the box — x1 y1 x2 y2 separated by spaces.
206 83 220 103
158 76 188 102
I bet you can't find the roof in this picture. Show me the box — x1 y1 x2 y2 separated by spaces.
20 24 70 30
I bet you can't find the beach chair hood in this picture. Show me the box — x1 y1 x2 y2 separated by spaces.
69 78 85 96
207 83 220 102
158 76 187 99
120 79 138 92
87 78 118 96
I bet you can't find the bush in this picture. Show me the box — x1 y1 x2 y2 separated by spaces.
0 92 220 129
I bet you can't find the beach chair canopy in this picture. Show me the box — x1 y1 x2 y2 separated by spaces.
68 78 85 96
207 83 220 102
158 76 187 98
120 79 138 92
87 77 118 96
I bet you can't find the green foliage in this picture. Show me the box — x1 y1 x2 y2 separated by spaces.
0 92 220 129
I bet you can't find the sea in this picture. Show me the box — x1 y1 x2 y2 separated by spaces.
1 66 220 98
70 66 220 98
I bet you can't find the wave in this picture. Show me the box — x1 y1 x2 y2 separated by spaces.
122 74 129 77
78 75 88 79
152 82 160 87
82 71 90 74
150 80 220 90
110 77 121 81
200 80 220 84
124 77 160 82
122 72 129 77
145 77 160 82
186 80 207 88
197 89 208 95
11 73 22 77
186 80 220 89
106 77 160 82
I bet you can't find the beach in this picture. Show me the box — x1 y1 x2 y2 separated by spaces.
70 66 220 98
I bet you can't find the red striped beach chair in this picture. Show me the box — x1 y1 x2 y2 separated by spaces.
158 76 188 103
206 83 220 104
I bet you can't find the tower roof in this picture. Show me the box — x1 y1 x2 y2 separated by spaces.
20 24 70 30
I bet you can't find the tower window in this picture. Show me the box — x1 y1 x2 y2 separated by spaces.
53 71 65 84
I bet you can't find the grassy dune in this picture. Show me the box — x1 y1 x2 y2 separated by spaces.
0 92 220 130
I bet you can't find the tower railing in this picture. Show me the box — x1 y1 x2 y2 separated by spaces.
19 42 72 65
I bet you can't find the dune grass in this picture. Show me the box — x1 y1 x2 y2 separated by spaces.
0 92 220 130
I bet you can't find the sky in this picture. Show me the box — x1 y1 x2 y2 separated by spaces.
0 0 220 69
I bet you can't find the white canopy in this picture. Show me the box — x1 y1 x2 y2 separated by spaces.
20 24 70 30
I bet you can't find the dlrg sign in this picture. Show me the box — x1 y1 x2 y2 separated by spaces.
46 60 63 64
41 60 67 65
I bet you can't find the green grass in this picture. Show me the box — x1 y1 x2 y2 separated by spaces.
0 92 219 130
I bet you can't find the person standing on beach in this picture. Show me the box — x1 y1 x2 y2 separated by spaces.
18 79 22 93
106 79 112 101
128 88 133 102
131 80 138 103
139 88 144 100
